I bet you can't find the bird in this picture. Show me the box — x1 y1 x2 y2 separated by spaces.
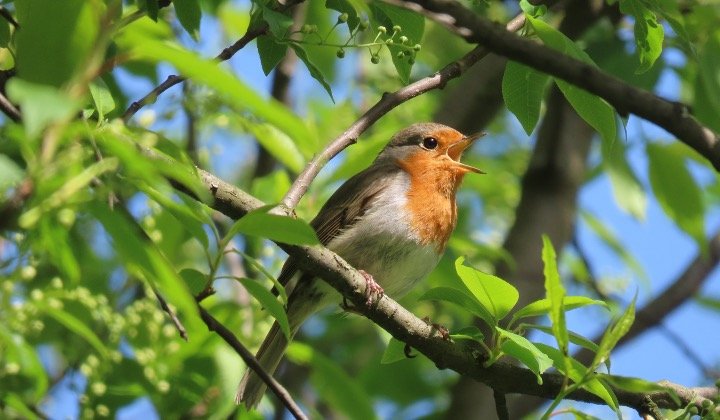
236 122 483 408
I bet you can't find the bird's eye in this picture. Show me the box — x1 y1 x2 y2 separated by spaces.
421 137 438 150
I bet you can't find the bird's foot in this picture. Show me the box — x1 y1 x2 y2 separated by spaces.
359 270 384 306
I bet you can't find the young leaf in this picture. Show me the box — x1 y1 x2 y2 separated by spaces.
647 143 706 251
245 120 305 173
600 375 680 406
179 268 207 296
369 2 424 84
450 326 485 343
41 306 109 359
455 257 519 322
522 324 599 353
601 134 647 220
261 5 293 38
237 278 291 339
7 79 83 138
174 0 202 40
502 60 550 135
591 293 637 371
89 78 116 120
535 343 619 412
139 183 210 248
542 235 568 356
497 327 553 384
256 35 289 76
419 286 495 328
227 206 320 246
381 337 407 364
289 44 335 102
619 0 664 74
511 296 607 324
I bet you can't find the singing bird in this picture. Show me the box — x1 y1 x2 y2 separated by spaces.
237 122 483 407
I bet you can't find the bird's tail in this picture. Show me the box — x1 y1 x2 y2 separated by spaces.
235 320 293 408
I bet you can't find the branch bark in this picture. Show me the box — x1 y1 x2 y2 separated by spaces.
402 0 720 171
195 168 719 413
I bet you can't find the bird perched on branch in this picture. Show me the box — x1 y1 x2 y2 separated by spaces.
237 122 484 408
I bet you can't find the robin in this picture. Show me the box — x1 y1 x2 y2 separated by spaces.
236 122 483 408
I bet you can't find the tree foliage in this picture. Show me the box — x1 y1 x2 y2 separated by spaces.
0 0 719 419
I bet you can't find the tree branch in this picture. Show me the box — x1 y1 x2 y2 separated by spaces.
195 167 719 412
401 0 720 172
279 12 527 209
196 304 308 420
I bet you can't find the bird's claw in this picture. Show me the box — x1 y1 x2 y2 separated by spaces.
359 270 384 306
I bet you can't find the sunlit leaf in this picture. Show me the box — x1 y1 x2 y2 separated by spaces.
174 0 201 40
511 296 607 324
619 0 664 74
226 206 319 246
522 324 599 353
41 306 109 359
237 278 290 339
497 327 553 384
591 293 637 371
502 60 550 135
542 235 568 356
419 286 495 328
455 257 519 322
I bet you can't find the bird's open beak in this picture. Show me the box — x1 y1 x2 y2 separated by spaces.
448 131 485 174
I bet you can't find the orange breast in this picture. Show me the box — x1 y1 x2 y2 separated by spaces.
397 153 466 253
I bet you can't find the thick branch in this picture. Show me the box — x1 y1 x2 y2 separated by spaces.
280 13 527 209
197 167 719 412
402 0 720 171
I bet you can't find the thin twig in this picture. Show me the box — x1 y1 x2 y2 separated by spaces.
151 286 188 341
197 304 308 420
402 0 720 171
121 25 269 122
493 388 510 420
279 12 527 209
0 90 21 122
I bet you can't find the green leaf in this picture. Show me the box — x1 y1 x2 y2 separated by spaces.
326 0 360 31
450 326 485 342
591 293 636 371
15 0 99 87
619 0 664 74
695 34 720 133
245 121 305 173
179 268 207 296
89 78 116 120
290 44 335 102
581 211 647 281
0 154 24 193
3 394 41 420
119 25 314 153
601 136 647 220
287 342 376 420
235 250 288 304
600 375 680 406
237 278 291 339
19 157 119 228
7 79 82 138
174 0 201 40
0 18 10 48
381 337 407 364
511 296 607 324
520 0 547 17
647 143 706 250
528 16 618 145
497 327 553 384
542 235 568 356
40 306 109 359
89 203 201 334
370 2 424 84
227 206 320 246
256 35 289 76
535 343 619 412
139 0 160 21
0 325 48 401
502 61 550 135
139 183 210 248
261 5 293 38
522 324 599 353
419 286 495 328
454 257 519 322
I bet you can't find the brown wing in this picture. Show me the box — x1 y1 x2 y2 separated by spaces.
274 163 399 293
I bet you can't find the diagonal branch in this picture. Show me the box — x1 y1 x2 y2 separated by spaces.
197 168 719 413
280 12 527 209
197 304 308 420
401 0 720 172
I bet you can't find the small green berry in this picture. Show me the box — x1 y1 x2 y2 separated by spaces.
359 20 369 30
338 13 349 23
301 24 312 34
336 49 345 58
413 44 421 51
385 39 394 45
392 25 401 33
399 35 408 44
396 51 404 58
377 25 387 34
371 55 380 64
